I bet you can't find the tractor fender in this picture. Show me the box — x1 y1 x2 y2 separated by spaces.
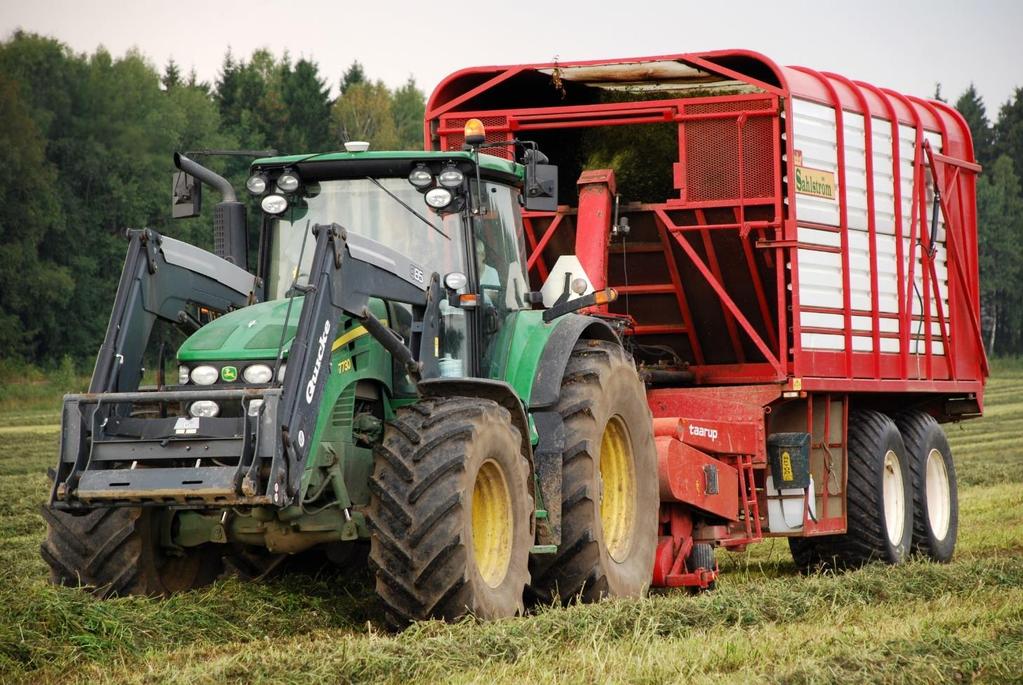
416 377 532 462
528 314 619 411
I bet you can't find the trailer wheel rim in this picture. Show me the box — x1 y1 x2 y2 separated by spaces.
882 449 906 545
472 459 513 588
925 448 951 540
599 416 637 563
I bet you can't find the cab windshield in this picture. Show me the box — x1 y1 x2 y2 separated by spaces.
267 178 464 300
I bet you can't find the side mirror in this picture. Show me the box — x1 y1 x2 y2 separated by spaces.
172 171 201 219
524 163 558 212
522 147 558 212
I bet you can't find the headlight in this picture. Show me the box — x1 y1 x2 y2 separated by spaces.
246 175 267 194
189 400 220 418
261 194 288 215
247 399 265 417
243 363 273 384
277 363 287 382
190 365 218 385
408 165 433 189
438 166 464 188
277 173 300 193
444 272 467 290
425 187 453 209
178 365 190 385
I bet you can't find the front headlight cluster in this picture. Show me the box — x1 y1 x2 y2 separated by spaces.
179 362 283 420
177 363 283 386
247 169 303 216
408 163 464 212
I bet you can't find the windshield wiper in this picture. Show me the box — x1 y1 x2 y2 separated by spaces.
364 176 450 240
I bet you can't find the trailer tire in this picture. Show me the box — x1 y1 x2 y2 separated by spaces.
367 397 532 627
893 411 958 562
40 506 222 597
530 340 658 604
686 543 716 592
795 410 914 569
787 536 823 572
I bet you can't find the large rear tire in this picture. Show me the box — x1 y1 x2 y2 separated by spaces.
789 410 913 570
530 340 658 603
41 506 222 596
893 410 958 562
367 397 532 626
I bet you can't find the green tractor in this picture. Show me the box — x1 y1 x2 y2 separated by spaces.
42 132 658 623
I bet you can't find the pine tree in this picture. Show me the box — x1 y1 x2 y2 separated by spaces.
392 76 425 150
162 58 182 91
977 155 1023 354
994 87 1023 191
339 60 365 95
215 50 240 124
281 58 332 152
955 84 994 167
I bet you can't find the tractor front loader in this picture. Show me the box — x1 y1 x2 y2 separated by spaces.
43 128 660 624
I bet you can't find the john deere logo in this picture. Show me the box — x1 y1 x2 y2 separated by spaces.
220 366 238 382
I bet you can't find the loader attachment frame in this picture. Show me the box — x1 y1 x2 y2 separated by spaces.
51 223 440 510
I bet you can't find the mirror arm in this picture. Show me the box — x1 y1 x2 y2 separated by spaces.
542 288 618 323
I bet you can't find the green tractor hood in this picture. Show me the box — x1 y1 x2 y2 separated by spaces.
177 299 305 363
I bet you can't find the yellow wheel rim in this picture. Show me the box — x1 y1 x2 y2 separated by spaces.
472 459 513 588
600 416 637 562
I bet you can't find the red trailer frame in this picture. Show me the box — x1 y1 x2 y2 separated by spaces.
425 50 986 587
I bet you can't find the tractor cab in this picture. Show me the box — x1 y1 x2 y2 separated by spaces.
173 138 563 419
248 146 543 381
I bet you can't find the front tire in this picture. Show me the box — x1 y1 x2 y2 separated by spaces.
367 397 532 626
894 411 958 562
41 506 222 597
530 340 658 603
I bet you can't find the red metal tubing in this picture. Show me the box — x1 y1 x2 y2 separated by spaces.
824 71 882 378
657 208 784 377
790 67 853 377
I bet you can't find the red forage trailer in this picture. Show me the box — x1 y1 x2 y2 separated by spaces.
426 50 985 587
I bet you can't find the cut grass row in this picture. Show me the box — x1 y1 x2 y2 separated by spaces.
0 364 1021 683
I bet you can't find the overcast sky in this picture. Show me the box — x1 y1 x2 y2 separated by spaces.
3 0 1021 111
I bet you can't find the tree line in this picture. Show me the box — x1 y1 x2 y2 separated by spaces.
0 31 424 365
1 29 1022 365
953 85 1023 355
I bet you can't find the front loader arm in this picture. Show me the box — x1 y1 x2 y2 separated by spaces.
91 228 256 394
277 223 443 499
51 223 443 510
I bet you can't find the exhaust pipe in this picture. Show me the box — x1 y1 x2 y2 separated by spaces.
174 153 248 268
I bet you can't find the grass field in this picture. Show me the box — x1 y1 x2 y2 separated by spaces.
1 364 1021 684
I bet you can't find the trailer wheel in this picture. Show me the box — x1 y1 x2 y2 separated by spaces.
530 340 658 603
787 536 823 571
686 543 716 592
790 410 913 569
893 411 958 562
367 397 532 626
40 506 222 597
